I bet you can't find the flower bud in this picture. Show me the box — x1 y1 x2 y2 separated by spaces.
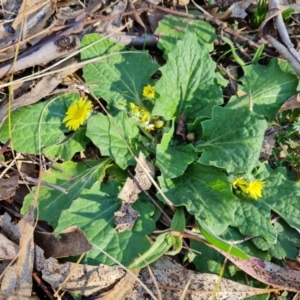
154 119 164 129
186 132 195 142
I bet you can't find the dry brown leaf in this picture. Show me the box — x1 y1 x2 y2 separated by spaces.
0 233 18 260
0 213 126 297
116 152 155 232
118 177 141 204
0 138 11 156
101 0 128 32
278 93 300 113
127 0 146 28
176 114 186 140
118 152 155 203
209 0 253 20
0 175 18 201
147 11 164 32
286 259 300 271
42 257 126 296
126 256 269 299
12 0 54 34
99 269 140 300
236 90 247 97
34 226 92 258
223 250 300 292
259 127 277 161
115 203 139 232
230 0 254 19
0 206 35 299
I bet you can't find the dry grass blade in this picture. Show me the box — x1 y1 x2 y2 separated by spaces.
147 263 162 300
179 277 192 300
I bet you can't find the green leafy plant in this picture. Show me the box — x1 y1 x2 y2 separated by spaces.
282 7 295 21
252 0 295 27
252 0 268 28
1 15 300 294
272 119 300 175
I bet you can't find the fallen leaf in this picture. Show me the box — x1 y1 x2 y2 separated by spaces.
12 0 54 40
230 0 253 19
260 127 277 161
118 152 155 203
285 258 300 271
0 175 19 201
126 256 270 299
34 226 92 258
0 138 11 156
176 114 186 140
0 233 18 260
0 206 35 299
223 250 300 292
117 152 155 232
236 90 247 97
42 257 126 296
278 93 300 113
115 203 139 232
0 212 126 297
100 269 140 300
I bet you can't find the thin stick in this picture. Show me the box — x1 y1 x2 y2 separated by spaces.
0 152 21 179
20 176 68 194
266 35 300 77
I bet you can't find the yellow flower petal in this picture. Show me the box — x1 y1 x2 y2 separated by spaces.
142 85 155 99
232 177 248 193
129 103 140 116
63 97 92 131
141 110 151 123
232 177 246 189
247 180 266 200
145 124 155 131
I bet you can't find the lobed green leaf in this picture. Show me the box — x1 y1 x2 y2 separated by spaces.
197 106 267 174
156 122 196 178
152 31 222 121
226 59 300 121
56 181 156 266
81 33 159 110
158 162 238 235
21 159 111 227
0 93 80 155
86 111 139 169
156 15 216 56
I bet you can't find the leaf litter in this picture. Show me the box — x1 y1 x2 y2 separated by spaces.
0 212 125 297
1 0 300 298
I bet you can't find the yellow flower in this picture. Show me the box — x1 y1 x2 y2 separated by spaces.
129 103 140 116
145 124 155 131
247 180 266 200
141 110 151 123
143 85 155 99
232 177 248 193
63 97 92 131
